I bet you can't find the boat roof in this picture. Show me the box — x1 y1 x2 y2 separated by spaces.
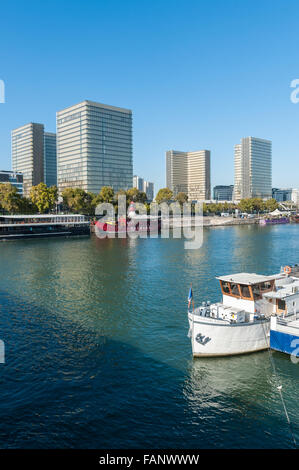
264 278 299 299
216 272 278 285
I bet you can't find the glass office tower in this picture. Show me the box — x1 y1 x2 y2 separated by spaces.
234 137 272 201
44 132 57 187
56 100 133 194
12 123 44 196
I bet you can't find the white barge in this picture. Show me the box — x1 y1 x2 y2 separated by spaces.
188 269 298 357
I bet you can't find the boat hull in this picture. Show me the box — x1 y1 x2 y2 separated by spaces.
0 225 90 240
270 317 299 357
188 313 270 357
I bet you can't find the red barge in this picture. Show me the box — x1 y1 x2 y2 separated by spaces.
92 202 161 236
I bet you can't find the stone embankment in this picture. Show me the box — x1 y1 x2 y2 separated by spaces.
165 216 258 228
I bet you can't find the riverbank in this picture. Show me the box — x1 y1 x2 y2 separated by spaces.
163 216 258 228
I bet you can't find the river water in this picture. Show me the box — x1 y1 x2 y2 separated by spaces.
0 224 298 448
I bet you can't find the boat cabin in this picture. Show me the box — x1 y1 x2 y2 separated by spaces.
217 273 278 313
263 278 299 317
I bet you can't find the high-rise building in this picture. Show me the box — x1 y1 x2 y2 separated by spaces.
291 189 299 206
133 175 144 192
44 132 57 187
143 181 154 201
234 137 272 201
133 175 154 201
0 170 23 195
56 100 133 194
166 149 211 201
213 185 234 201
272 188 292 202
12 123 44 196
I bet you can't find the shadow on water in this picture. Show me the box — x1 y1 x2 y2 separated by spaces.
0 291 298 449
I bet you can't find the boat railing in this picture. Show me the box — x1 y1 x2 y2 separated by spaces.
277 312 299 325
0 216 86 225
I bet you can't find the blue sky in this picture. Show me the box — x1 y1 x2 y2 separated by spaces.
1 0 299 192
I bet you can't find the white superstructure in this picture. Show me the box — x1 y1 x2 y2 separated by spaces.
187 269 299 357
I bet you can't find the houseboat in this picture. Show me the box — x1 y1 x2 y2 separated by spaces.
188 267 299 357
93 202 161 236
268 265 299 358
0 214 90 240
259 217 289 225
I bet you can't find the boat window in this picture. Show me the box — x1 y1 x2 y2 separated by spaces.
252 284 261 300
221 281 230 294
240 284 251 299
260 281 272 292
277 299 286 311
230 283 240 296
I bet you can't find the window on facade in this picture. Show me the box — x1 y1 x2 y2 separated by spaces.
230 283 240 296
240 284 251 298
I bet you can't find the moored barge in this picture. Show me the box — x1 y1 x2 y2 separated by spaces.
0 214 90 240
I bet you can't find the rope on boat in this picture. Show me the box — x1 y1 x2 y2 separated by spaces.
261 320 297 448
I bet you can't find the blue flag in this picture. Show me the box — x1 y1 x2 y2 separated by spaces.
188 287 193 308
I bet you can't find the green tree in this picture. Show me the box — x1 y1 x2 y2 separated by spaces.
238 198 252 213
126 187 147 203
98 186 115 204
175 192 188 205
155 188 173 204
0 183 23 214
62 188 93 214
30 183 58 213
264 198 278 212
20 197 38 214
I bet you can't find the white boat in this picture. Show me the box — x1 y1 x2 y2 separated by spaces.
188 269 297 357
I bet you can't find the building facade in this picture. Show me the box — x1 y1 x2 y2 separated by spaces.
234 137 272 201
12 123 44 196
166 149 211 201
291 189 299 206
0 170 23 195
143 181 154 201
133 175 144 192
133 175 154 201
56 100 133 194
272 188 292 202
213 185 234 201
44 132 57 187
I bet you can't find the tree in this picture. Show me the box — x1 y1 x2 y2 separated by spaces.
98 186 115 204
238 198 253 213
175 192 188 205
126 187 147 204
0 183 23 214
30 183 58 213
62 188 93 214
20 197 38 214
264 198 278 212
155 188 173 204
250 198 264 213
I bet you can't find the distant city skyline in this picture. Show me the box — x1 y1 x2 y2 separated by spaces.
1 1 299 192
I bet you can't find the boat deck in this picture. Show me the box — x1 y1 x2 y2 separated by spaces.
276 318 299 336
